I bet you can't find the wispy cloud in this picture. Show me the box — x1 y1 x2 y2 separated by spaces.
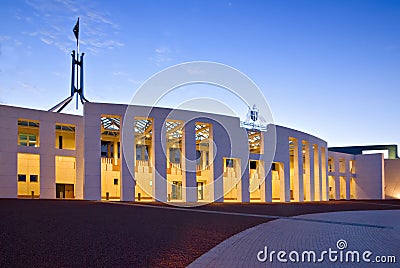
52 71 66 77
155 47 170 54
17 81 45 94
0 38 23 72
39 37 53 45
0 35 10 42
129 79 143 86
23 0 124 54
112 71 143 86
112 71 129 77
152 46 173 66
86 11 117 28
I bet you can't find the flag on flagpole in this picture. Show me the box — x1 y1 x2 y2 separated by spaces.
73 17 79 47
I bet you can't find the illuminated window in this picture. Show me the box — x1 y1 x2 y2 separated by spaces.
195 122 212 168
18 120 39 147
339 159 345 173
19 134 37 147
247 130 263 154
55 124 76 150
349 160 356 174
101 115 121 159
328 158 334 172
134 118 152 160
166 120 183 168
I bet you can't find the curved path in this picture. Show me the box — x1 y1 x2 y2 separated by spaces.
189 210 400 267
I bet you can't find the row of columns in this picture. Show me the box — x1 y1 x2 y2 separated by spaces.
262 139 328 203
330 157 354 200
84 108 329 203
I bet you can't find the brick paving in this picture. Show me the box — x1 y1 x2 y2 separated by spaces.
1 199 399 267
189 210 400 267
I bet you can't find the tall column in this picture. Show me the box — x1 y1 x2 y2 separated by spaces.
318 146 323 201
283 155 291 202
83 105 101 200
309 144 315 201
289 138 304 202
40 120 56 199
213 158 223 203
313 145 320 201
321 147 328 201
121 115 134 201
153 117 167 202
241 163 250 202
264 164 272 202
345 159 351 200
113 139 118 165
75 122 84 199
298 140 304 202
212 122 225 203
334 158 340 200
184 121 197 203
303 142 311 201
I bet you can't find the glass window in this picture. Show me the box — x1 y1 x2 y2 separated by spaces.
18 174 26 182
328 158 334 172
19 134 37 147
349 160 356 174
18 119 39 147
169 148 181 164
114 178 118 185
30 175 38 182
28 135 37 146
55 124 76 150
136 145 149 161
250 161 257 169
195 150 202 165
19 134 27 146
272 162 277 171
339 159 346 173
248 130 263 154
226 158 234 168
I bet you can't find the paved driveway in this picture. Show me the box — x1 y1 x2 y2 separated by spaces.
189 210 400 267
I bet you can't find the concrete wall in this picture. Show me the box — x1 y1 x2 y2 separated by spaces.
355 153 384 199
327 151 385 200
0 103 390 202
0 104 83 199
384 159 400 199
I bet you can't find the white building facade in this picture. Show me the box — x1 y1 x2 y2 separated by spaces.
0 102 398 202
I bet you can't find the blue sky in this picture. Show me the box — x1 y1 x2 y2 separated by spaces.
0 0 399 147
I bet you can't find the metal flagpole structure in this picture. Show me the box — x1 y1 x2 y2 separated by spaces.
49 17 89 113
